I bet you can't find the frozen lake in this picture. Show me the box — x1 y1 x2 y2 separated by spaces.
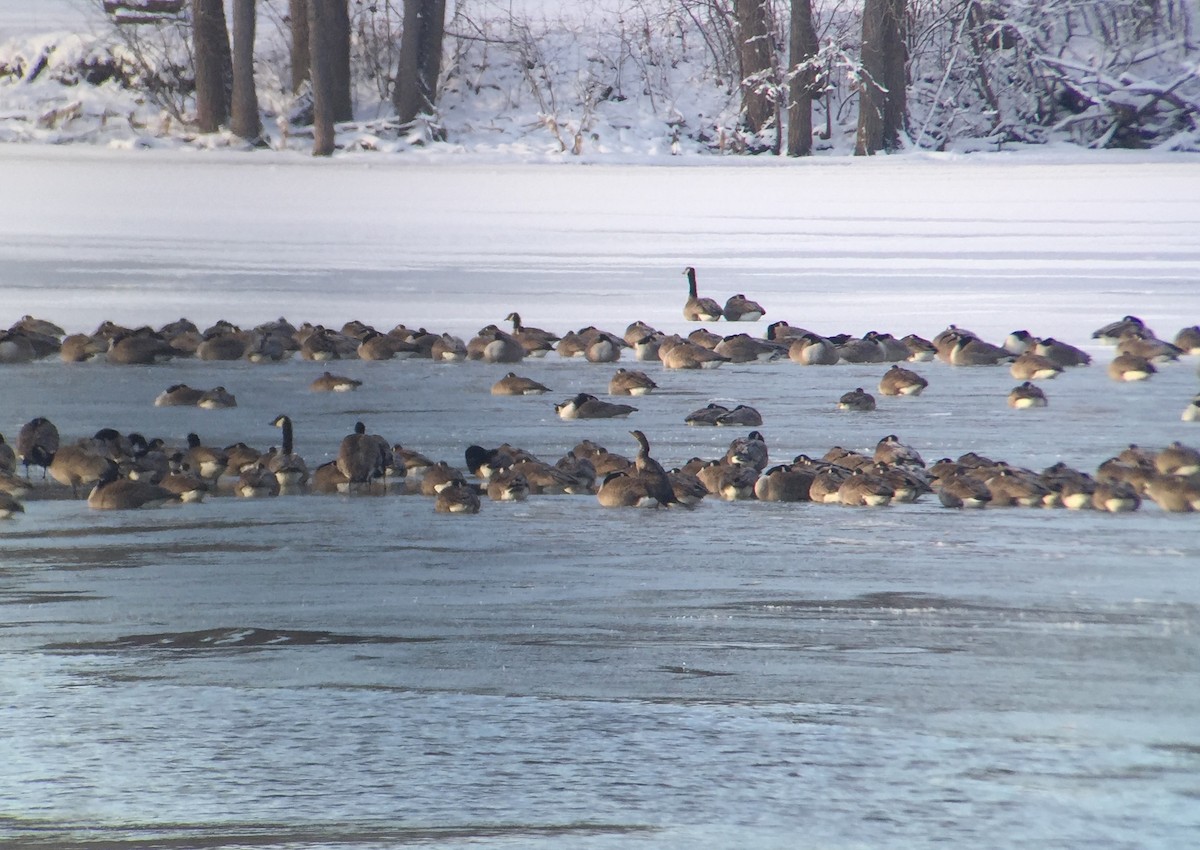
2 146 1200 848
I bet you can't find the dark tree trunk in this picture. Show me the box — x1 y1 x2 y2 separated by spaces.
193 0 231 132
855 0 907 155
787 0 818 156
328 0 353 121
393 0 448 125
308 0 337 155
230 0 261 140
289 0 309 93
734 0 774 134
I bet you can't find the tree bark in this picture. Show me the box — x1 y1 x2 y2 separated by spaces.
734 0 774 134
289 0 309 93
230 0 261 140
308 0 337 155
393 0 448 125
855 0 907 155
192 0 231 132
328 0 353 122
787 0 818 156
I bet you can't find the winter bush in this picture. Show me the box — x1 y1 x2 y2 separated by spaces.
0 0 1195 152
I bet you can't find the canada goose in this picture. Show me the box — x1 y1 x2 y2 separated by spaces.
715 405 763 427
582 332 623 363
901 334 937 362
697 460 759 500
837 387 876 411
1008 381 1048 408
629 429 677 507
1040 463 1095 510
0 329 37 363
788 334 839 365
1034 337 1091 367
506 312 560 357
624 321 658 346
684 403 730 426
572 443 632 476
197 386 238 409
608 368 657 396
491 372 551 396
392 444 434 475
299 327 345 361
234 464 281 498
872 332 910 361
16 417 59 479
154 383 205 407
936 473 993 508
687 328 723 350
1004 330 1036 354
1143 474 1200 513
554 328 591 359
1091 480 1141 513
1155 441 1200 476
984 467 1051 507
467 327 525 363
357 331 402 361
722 293 765 322
159 469 208 502
682 267 723 322
1092 315 1150 344
107 330 175 365
725 430 768 471
714 334 783 363
245 330 291 362
268 414 309 490
421 461 468 496
221 442 261 477
837 467 895 507
196 332 248 361
1173 325 1200 354
555 451 597 493
48 446 114 498
555 393 636 420
754 464 815 502
1107 353 1156 381
13 314 65 338
1010 352 1063 381
60 333 106 362
486 469 530 501
763 321 809 341
310 371 362 392
434 480 481 513
430 333 468 362
1183 394 1200 422
184 433 228 483
932 325 975 361
464 444 515 479
1116 331 1181 362
337 422 392 490
0 434 15 474
836 334 887 364
596 471 656 508
310 461 350 494
874 434 924 468
122 434 169 483
823 446 873 470
946 331 1016 366
658 336 730 370
631 332 665 362
806 464 850 503
509 459 589 495
878 364 928 396
667 470 707 505
87 463 179 510
0 491 24 518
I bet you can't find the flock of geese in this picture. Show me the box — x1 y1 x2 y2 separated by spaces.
1 271 1199 517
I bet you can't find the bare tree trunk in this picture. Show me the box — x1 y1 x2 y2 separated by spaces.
855 0 907 155
328 0 353 121
308 0 336 155
393 0 448 125
735 0 774 134
787 0 818 156
289 0 309 93
230 0 261 140
192 0 231 132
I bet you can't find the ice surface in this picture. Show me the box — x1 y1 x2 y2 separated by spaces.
1 147 1199 849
